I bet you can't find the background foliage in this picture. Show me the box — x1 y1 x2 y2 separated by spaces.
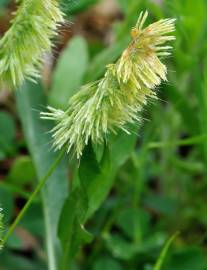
0 0 207 269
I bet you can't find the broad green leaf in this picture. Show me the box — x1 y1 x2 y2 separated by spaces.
109 125 138 169
58 132 137 265
79 143 111 219
58 144 108 267
58 189 78 269
58 188 93 269
78 128 138 221
49 36 89 109
58 186 91 247
69 220 93 257
16 82 69 270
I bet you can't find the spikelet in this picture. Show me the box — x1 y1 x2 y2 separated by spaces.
0 0 64 87
0 208 3 250
41 11 176 158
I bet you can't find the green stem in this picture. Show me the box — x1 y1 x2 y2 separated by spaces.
1 148 65 246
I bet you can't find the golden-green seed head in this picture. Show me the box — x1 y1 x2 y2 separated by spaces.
41 11 176 158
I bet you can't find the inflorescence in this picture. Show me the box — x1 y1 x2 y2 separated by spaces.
41 11 176 158
0 0 64 87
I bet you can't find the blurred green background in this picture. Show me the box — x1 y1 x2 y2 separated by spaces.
0 0 207 269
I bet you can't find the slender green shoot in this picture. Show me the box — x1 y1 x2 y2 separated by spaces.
153 232 180 270
0 148 65 247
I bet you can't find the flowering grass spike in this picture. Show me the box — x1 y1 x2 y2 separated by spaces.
0 0 64 87
41 11 176 158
